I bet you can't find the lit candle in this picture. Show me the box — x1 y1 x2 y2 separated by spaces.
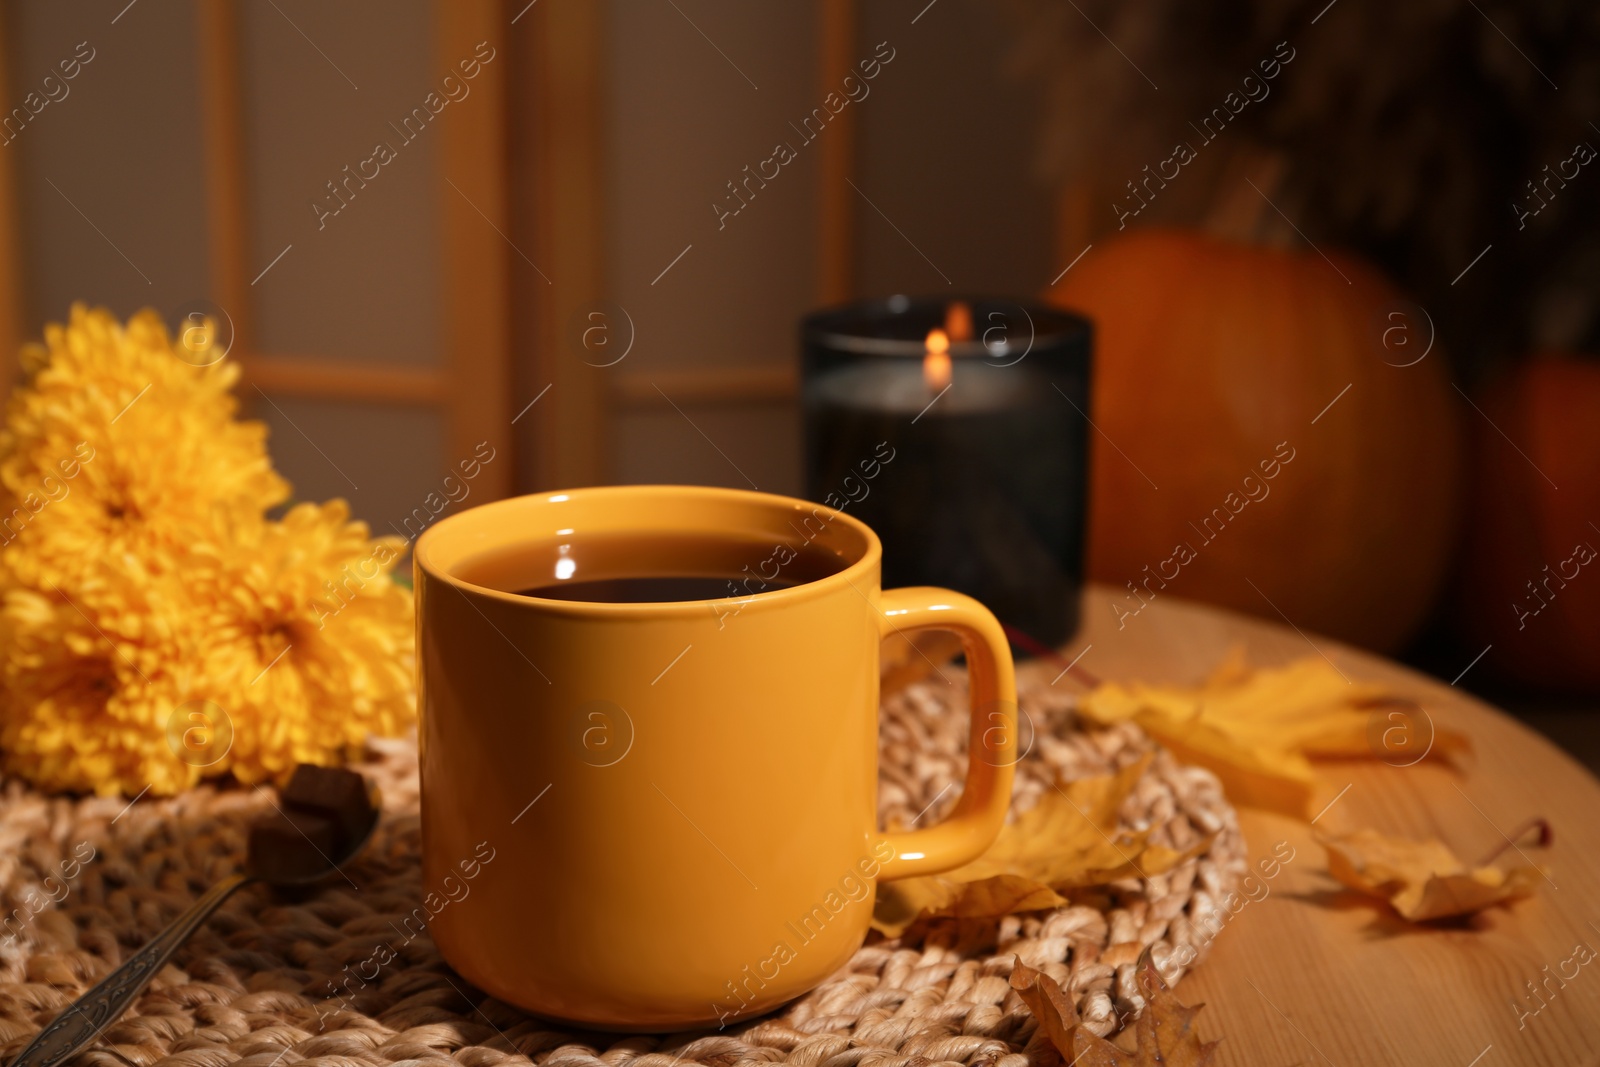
801 297 1093 647
923 328 952 391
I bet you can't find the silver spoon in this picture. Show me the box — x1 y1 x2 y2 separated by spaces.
8 769 379 1067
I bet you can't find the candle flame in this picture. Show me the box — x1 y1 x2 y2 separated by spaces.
923 328 952 391
945 300 973 342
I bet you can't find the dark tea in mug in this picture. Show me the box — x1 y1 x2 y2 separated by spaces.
455 529 849 603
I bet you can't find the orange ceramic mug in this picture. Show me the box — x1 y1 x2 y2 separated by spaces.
414 485 1016 1030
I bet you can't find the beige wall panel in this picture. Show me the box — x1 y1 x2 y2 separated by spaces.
604 0 820 491
8 0 207 334
239 0 442 367
614 402 800 495
257 394 451 544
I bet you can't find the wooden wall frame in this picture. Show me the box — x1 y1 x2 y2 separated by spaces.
195 0 513 499
519 0 609 490
436 0 513 492
0 3 856 488
0 1 21 403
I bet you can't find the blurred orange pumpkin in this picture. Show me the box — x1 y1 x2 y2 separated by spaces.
1048 228 1462 652
1456 355 1600 691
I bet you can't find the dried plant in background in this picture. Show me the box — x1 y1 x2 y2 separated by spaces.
1008 0 1600 370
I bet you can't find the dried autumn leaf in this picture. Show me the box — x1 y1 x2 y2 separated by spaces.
1011 954 1219 1066
1315 827 1542 921
872 754 1212 935
880 629 965 697
1009 958 1083 1058
1078 654 1470 817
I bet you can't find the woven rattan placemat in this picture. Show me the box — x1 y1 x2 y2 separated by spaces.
0 664 1245 1067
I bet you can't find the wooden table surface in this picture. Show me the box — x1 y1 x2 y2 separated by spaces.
1062 584 1600 1067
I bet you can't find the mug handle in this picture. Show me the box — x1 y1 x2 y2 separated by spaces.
875 586 1018 881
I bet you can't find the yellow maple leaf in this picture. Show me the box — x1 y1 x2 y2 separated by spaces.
1077 654 1469 818
1011 954 1220 1066
1315 827 1543 921
872 754 1211 936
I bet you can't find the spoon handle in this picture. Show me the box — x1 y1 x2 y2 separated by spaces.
10 872 253 1067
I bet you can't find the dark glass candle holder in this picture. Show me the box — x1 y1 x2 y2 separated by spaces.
802 296 1092 649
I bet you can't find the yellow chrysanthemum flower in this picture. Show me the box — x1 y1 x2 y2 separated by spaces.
0 306 415 796
0 571 195 795
0 304 289 590
180 500 415 786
